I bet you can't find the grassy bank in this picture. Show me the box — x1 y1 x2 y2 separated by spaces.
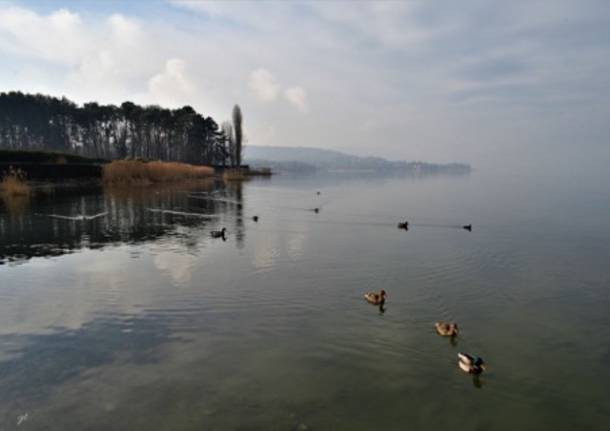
103 160 214 185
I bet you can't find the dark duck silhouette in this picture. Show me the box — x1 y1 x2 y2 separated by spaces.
463 224 472 231
252 216 259 222
458 352 486 374
211 227 226 238
397 221 409 230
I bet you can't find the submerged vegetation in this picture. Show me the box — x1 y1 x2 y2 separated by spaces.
103 160 214 185
0 167 31 214
0 167 30 197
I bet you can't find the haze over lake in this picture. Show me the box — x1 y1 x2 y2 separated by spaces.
1 165 609 430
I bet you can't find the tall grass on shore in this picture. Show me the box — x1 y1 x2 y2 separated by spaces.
103 160 214 185
0 167 31 196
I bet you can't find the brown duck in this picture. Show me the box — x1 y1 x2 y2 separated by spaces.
435 321 459 337
364 290 387 306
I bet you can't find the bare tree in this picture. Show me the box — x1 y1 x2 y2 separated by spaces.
232 104 243 167
221 121 234 167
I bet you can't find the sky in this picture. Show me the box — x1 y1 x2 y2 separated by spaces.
1 0 610 167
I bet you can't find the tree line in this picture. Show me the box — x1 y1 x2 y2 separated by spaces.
0 92 244 166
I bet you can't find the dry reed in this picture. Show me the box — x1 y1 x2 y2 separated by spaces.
103 160 214 185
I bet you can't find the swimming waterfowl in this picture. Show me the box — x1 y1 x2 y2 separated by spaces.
313 208 319 213
316 191 321 195
211 227 226 238
397 221 409 230
463 224 472 231
252 216 259 222
458 352 485 374
435 321 459 337
364 290 387 306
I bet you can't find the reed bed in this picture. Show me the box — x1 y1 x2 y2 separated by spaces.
247 167 272 176
223 168 249 182
0 167 31 196
103 160 214 185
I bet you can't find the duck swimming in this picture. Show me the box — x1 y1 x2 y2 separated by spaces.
364 290 387 306
397 221 409 230
463 224 472 231
211 227 226 238
435 322 459 337
252 216 259 222
458 352 485 374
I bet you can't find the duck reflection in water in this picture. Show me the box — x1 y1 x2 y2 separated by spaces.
472 375 483 388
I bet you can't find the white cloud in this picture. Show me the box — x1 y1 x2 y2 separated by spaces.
148 58 194 107
284 86 308 113
0 6 87 65
248 68 280 102
310 1 431 49
249 68 309 113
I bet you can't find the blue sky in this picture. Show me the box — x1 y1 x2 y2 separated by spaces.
1 0 610 168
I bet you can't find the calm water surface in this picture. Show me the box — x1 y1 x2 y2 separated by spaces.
1 169 609 430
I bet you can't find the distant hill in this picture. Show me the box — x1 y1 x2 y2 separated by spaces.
244 145 471 174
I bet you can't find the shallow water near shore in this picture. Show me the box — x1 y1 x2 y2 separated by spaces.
1 168 609 430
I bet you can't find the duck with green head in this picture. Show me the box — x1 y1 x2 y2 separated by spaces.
458 352 486 374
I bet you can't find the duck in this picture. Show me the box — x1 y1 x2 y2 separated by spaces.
435 321 459 337
252 216 259 222
458 352 485 374
316 191 321 195
463 224 472 231
313 208 319 213
397 221 409 230
211 227 226 238
364 290 387 306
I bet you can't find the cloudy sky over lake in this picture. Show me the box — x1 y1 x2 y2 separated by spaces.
1 0 609 167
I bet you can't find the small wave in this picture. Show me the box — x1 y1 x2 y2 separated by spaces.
188 196 242 205
37 212 107 221
145 208 218 218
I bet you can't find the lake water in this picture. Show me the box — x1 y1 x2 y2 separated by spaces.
1 168 609 430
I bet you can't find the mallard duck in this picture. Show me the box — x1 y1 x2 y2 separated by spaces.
463 224 472 231
364 290 387 306
211 227 226 238
397 221 409 230
435 321 459 337
458 352 485 374
252 216 259 222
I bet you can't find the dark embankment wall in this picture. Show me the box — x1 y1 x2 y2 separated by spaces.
0 162 103 180
0 150 105 180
